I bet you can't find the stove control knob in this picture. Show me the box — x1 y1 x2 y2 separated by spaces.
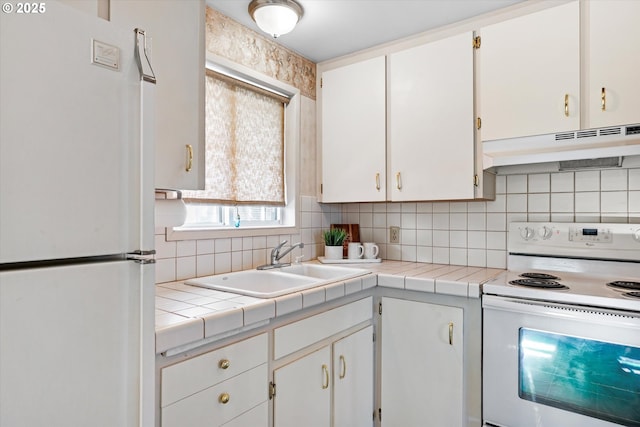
538 226 553 240
520 226 535 241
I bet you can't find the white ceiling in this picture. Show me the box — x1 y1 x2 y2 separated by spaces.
206 0 524 63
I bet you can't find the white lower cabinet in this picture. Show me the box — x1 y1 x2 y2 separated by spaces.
273 326 374 427
273 346 331 427
333 326 375 427
160 333 268 427
272 297 374 427
380 297 464 426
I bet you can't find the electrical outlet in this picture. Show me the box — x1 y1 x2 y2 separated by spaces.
389 226 400 244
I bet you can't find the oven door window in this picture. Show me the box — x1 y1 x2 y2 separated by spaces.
519 328 640 426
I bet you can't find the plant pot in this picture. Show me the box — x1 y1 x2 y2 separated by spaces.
324 245 344 260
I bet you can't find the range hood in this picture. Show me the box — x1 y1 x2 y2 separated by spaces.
483 123 640 169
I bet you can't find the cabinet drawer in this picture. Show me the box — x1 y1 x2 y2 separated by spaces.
162 333 267 407
274 297 372 359
222 401 268 427
161 364 268 427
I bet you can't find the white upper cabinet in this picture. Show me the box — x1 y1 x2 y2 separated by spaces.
586 0 640 128
111 0 205 190
388 31 475 201
320 56 386 203
479 1 580 141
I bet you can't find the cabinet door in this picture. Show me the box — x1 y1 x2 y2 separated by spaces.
388 32 475 201
273 346 331 427
333 326 374 427
479 1 580 141
587 0 640 128
320 57 386 202
110 0 205 190
381 298 464 426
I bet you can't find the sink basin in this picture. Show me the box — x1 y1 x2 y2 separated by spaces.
278 264 367 281
185 264 369 298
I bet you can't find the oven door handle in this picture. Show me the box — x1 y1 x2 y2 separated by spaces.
483 295 640 328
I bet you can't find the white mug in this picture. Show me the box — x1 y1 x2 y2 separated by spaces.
363 242 379 259
348 242 364 259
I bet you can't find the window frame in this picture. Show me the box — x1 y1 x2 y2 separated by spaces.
167 54 300 241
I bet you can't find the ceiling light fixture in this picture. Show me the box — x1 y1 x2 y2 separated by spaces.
248 0 303 39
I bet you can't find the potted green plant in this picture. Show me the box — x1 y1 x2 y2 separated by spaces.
323 228 348 260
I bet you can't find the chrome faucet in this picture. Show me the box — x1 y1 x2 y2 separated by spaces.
257 240 304 270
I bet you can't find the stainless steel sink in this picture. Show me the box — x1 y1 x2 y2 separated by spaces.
185 264 369 298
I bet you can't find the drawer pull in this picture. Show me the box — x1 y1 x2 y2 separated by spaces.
219 392 230 404
185 144 193 172
321 364 329 389
339 355 346 379
218 359 230 370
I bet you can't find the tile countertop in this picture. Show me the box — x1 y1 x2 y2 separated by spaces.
155 261 504 354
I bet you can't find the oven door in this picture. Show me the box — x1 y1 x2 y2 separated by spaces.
483 295 640 427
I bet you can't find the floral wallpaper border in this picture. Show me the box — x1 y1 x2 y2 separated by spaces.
205 7 316 100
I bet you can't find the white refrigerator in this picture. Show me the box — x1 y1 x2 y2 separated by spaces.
1 2 155 426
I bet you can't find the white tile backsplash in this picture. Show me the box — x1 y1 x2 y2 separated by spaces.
575 170 600 191
629 169 640 190
155 167 640 283
507 175 527 193
528 173 550 193
601 191 628 213
527 193 550 213
575 192 600 213
551 172 574 192
601 169 628 191
551 193 574 213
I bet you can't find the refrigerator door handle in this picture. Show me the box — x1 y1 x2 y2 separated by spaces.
126 251 156 264
134 28 156 84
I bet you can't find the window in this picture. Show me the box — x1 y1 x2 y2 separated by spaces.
172 59 300 239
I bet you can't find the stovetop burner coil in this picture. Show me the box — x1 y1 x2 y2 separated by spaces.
519 272 560 280
509 279 569 289
607 281 640 291
623 291 640 299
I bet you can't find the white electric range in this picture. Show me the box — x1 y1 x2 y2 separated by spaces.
482 222 640 427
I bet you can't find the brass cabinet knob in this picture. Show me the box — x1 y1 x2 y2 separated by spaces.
219 393 230 404
218 359 230 370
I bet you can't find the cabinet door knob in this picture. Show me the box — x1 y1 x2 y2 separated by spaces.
218 392 230 404
448 322 454 346
321 364 329 389
601 87 607 111
185 144 193 172
218 359 230 369
339 355 346 379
